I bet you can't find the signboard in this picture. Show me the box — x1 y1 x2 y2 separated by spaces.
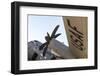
63 16 88 58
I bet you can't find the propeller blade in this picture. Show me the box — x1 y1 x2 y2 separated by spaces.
45 32 51 42
51 25 60 38
54 33 61 38
43 45 48 56
47 32 50 38
39 42 47 50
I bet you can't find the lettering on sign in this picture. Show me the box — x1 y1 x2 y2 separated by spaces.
67 19 84 51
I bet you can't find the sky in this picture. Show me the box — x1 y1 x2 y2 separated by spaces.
28 15 68 46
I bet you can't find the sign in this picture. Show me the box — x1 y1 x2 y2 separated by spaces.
63 16 88 58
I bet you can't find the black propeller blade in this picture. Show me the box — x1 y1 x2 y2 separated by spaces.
39 42 47 50
51 25 60 38
43 45 48 56
54 33 61 38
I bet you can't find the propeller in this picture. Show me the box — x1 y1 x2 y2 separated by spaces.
39 25 61 57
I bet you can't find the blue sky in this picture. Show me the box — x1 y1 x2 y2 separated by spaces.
28 15 68 46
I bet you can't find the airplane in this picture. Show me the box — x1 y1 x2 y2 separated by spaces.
28 16 88 60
